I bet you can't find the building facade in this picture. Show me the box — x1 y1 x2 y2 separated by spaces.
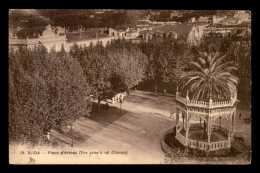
9 24 67 52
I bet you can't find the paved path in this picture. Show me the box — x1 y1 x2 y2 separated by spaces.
48 90 251 164
50 90 175 164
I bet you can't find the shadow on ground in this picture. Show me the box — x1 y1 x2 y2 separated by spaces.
50 102 131 147
86 102 129 124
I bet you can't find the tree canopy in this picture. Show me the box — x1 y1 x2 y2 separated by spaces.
180 51 239 101
9 46 91 144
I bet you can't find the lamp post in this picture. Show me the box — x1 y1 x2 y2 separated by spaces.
119 94 123 116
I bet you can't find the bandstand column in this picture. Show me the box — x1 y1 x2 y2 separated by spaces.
182 112 184 129
228 132 232 147
185 128 189 142
207 117 211 143
185 110 188 130
208 131 211 143
231 108 236 139
176 108 179 130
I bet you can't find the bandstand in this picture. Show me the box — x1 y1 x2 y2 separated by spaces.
174 88 238 151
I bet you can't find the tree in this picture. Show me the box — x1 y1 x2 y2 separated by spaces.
107 40 148 92
197 33 251 109
139 39 168 93
9 46 91 144
180 51 239 101
139 37 190 94
71 40 147 112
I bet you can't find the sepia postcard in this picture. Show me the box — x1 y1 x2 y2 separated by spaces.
9 9 251 164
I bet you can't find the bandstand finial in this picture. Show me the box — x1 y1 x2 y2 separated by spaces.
186 90 189 100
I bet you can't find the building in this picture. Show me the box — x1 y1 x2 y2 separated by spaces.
108 27 140 40
170 11 179 19
9 24 67 52
195 25 205 39
204 21 251 37
109 28 126 38
125 28 140 39
212 15 226 25
9 24 119 52
66 27 117 49
140 24 200 44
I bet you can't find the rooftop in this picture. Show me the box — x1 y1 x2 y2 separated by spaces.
148 24 195 39
66 30 109 43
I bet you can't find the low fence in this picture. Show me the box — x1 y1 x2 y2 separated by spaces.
176 130 187 146
186 138 229 151
161 128 175 153
176 124 230 151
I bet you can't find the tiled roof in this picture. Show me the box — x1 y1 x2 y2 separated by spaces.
16 27 46 39
155 24 194 38
139 29 156 35
66 31 109 43
126 28 138 34
141 24 194 39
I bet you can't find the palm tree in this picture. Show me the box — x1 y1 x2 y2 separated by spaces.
180 51 239 139
180 51 239 101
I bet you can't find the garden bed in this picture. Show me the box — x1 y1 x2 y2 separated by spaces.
162 127 250 163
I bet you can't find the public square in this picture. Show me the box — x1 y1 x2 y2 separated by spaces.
47 90 251 164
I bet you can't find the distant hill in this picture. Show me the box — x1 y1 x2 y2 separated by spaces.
9 10 235 29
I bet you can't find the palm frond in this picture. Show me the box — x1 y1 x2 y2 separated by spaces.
180 51 239 101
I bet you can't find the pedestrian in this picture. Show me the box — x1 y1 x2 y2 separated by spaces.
46 131 50 144
239 113 242 120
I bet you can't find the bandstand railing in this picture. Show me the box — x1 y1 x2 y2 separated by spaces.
180 134 229 151
209 141 229 151
176 95 232 109
211 125 229 136
189 123 203 130
176 94 186 105
175 124 230 151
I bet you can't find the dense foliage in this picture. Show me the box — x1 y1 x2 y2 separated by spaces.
137 33 250 108
70 40 148 111
9 31 251 144
137 37 191 93
9 46 91 144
